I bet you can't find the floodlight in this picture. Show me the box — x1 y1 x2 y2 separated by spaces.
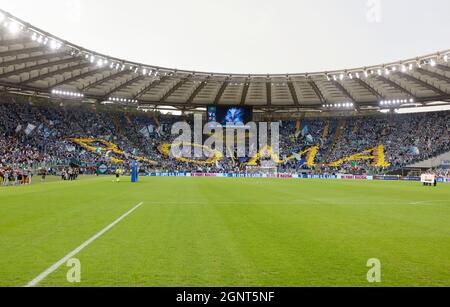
50 40 58 50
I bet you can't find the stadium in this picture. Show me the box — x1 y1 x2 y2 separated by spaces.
0 3 449 290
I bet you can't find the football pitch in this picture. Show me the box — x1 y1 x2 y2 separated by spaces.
0 176 449 287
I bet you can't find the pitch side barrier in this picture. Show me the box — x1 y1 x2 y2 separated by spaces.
144 173 450 182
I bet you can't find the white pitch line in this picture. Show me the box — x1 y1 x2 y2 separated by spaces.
25 202 144 287
409 200 449 205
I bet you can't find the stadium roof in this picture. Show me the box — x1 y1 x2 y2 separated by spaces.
0 9 449 112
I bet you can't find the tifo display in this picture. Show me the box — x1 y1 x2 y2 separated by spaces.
1 98 449 180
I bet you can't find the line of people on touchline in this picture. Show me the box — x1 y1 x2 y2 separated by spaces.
0 167 33 186
61 167 79 181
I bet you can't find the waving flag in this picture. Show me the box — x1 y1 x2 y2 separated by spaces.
292 152 302 161
139 126 150 138
24 123 37 135
15 124 23 133
301 125 309 137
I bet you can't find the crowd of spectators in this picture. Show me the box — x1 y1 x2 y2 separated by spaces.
1 97 450 179
316 111 450 174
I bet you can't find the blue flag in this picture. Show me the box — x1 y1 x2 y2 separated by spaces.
301 125 309 137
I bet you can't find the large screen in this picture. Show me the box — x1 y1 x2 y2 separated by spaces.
207 106 253 126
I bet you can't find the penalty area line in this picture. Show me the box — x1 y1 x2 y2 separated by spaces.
25 201 144 287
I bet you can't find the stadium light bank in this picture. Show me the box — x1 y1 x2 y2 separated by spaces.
0 9 449 87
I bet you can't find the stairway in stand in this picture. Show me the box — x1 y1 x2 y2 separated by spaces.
320 119 346 165
322 120 330 140
112 116 123 135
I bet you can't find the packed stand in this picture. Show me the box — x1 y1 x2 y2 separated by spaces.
1 97 450 180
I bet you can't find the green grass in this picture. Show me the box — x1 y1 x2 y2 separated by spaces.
0 176 449 287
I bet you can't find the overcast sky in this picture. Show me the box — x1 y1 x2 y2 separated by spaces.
1 0 449 74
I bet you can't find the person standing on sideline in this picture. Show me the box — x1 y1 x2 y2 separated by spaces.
115 168 122 183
